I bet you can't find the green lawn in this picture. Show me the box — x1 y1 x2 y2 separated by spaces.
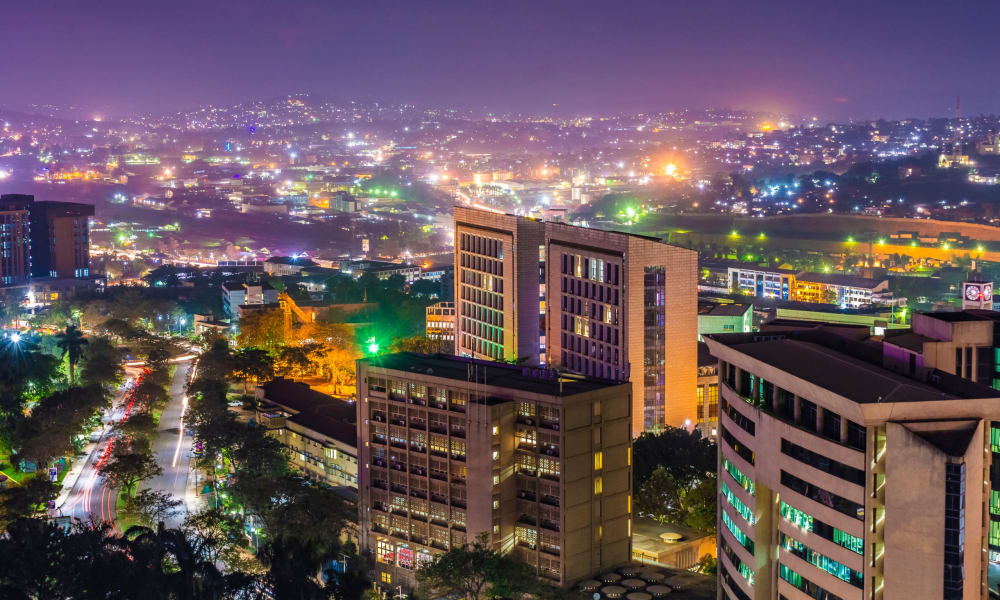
0 462 32 485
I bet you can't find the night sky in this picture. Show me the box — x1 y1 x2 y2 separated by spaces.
3 0 999 120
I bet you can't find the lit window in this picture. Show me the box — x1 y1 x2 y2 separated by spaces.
492 450 499 460
381 572 392 584
594 451 603 471
594 476 603 495
492 425 498 435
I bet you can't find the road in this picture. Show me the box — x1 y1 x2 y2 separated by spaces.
141 360 195 527
59 376 139 531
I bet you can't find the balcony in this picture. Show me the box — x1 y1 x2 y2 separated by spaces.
517 467 538 477
517 441 537 453
390 418 406 427
390 484 407 494
430 493 447 505
540 445 559 458
429 400 447 411
371 480 388 490
429 424 447 435
430 540 449 551
450 475 466 485
371 412 386 423
390 506 408 517
388 393 406 403
538 419 560 431
449 403 466 414
410 489 428 500
390 462 406 472
371 434 387 445
372 457 387 468
430 449 448 459
410 466 427 477
516 415 537 427
451 498 467 509
450 453 466 462
450 427 466 439
430 516 448 527
429 471 447 482
372 523 388 534
372 503 389 513
540 519 560 532
517 514 537 526
390 440 407 450
540 472 560 482
408 398 427 407
409 419 427 430
409 444 427 454
540 494 560 507
540 544 561 556
518 489 537 502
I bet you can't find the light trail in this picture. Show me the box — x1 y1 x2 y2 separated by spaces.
171 395 188 468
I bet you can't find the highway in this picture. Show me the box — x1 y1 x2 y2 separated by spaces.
140 359 195 527
59 375 139 531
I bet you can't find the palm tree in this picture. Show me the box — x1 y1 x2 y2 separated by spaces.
56 325 88 386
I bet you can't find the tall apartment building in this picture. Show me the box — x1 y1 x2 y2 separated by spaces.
453 207 697 432
356 353 632 589
705 326 1000 600
0 194 32 287
28 200 95 279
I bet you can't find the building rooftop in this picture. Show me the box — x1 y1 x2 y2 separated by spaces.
883 331 934 352
258 378 357 446
698 302 752 317
266 256 318 267
361 352 624 397
922 310 996 323
795 272 887 288
706 330 998 403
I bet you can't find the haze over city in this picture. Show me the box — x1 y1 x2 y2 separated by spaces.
4 0 1000 119
6 2 1000 600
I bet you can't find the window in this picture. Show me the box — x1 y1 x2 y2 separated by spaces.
722 457 755 495
380 572 392 584
780 533 862 588
720 425 754 465
778 564 842 600
721 481 755 524
781 470 864 520
780 439 865 485
594 451 603 470
722 510 754 554
594 477 603 495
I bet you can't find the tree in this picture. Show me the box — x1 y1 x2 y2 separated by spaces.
133 378 169 415
128 488 182 527
79 336 123 389
56 325 88 385
636 465 682 524
632 426 716 489
237 309 286 352
97 444 162 505
233 347 275 393
391 335 450 354
416 533 543 600
0 476 57 526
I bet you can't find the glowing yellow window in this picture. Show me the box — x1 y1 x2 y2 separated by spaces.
594 451 603 471
381 572 392 584
594 476 603 495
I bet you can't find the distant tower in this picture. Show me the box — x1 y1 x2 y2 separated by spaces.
962 275 993 310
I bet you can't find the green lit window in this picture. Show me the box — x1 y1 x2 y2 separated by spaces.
780 500 813 531
992 426 1000 454
780 501 863 555
723 456 755 495
781 533 863 588
721 481 755 525
991 520 1000 548
722 510 754 554
992 491 1000 517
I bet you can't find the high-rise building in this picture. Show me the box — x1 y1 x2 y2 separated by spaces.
28 200 95 279
453 207 697 432
0 194 32 287
356 353 632 589
705 326 1000 600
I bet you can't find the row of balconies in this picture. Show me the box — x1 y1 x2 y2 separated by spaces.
516 514 560 532
516 489 560 507
516 414 560 431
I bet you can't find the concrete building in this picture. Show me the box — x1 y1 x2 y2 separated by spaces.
222 280 279 320
698 301 753 341
425 301 455 344
255 378 358 493
264 256 318 276
0 194 32 287
705 326 1000 600
696 342 719 438
337 259 421 282
793 272 889 309
726 264 796 300
453 207 698 432
28 200 94 279
356 353 632 590
883 310 1000 389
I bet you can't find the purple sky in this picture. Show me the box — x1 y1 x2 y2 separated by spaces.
3 0 998 120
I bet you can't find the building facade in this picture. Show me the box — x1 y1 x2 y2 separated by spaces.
793 272 889 309
727 265 796 300
28 200 94 279
425 301 455 344
222 281 279 320
706 327 1000 600
0 194 32 287
357 353 632 590
453 207 697 432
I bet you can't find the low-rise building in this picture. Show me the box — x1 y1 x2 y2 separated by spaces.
727 265 796 300
425 301 455 344
255 378 358 494
264 256 318 276
793 272 889 309
222 281 279 320
698 301 753 341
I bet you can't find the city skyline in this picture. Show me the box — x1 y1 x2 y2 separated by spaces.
5 0 1000 120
